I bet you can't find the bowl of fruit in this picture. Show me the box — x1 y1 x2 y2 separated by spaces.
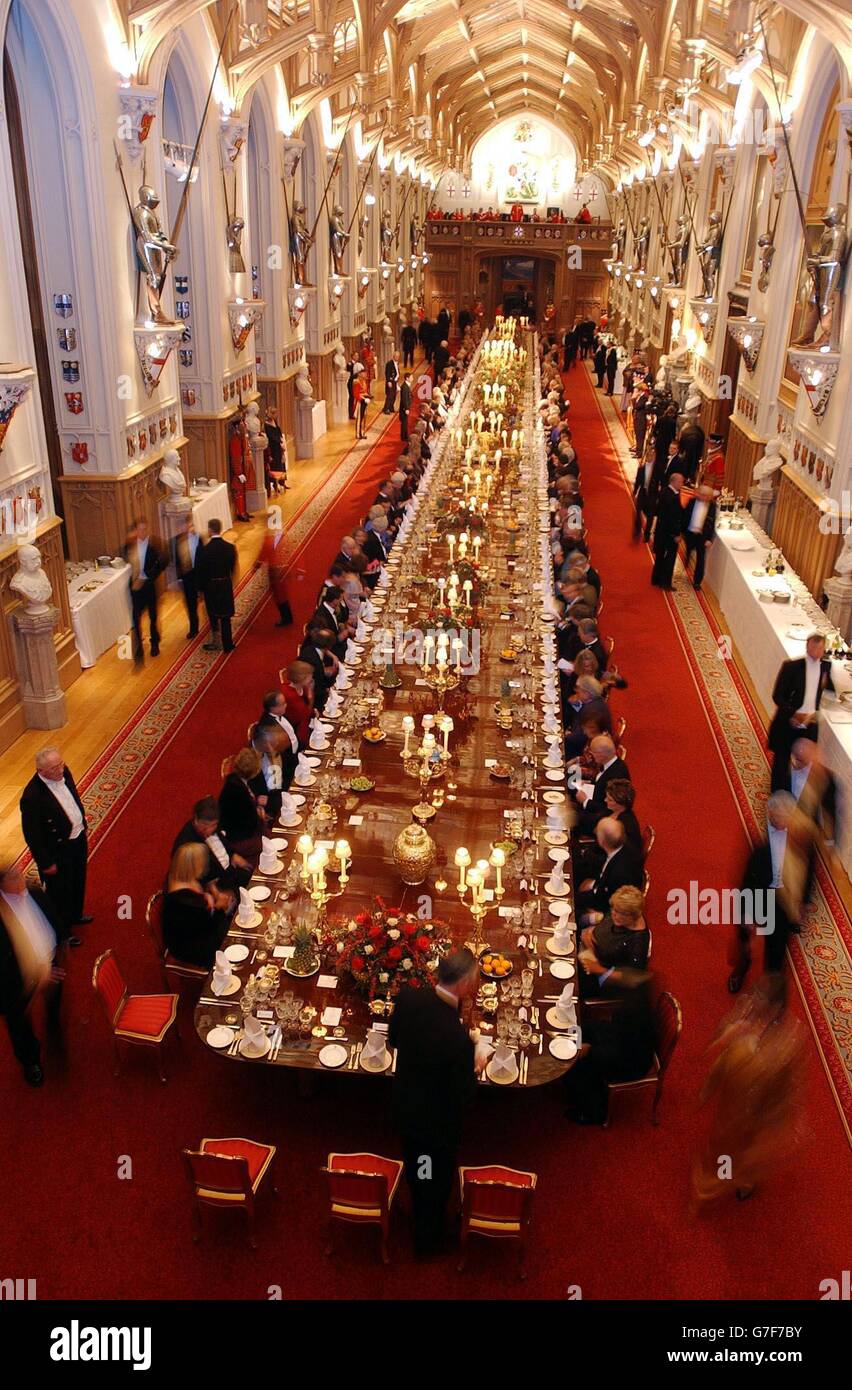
479 951 513 979
362 726 386 743
349 775 375 793
499 648 517 663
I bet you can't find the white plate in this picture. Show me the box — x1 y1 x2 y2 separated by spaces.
549 1035 578 1060
730 536 754 551
211 975 241 997
305 754 323 766
206 1026 236 1049
359 1050 392 1073
545 769 565 782
278 815 303 829
548 900 572 918
258 860 284 876
308 743 330 753
786 625 810 640
234 910 263 931
319 1043 348 1069
544 831 569 846
546 1007 576 1030
547 848 570 863
545 936 574 957
486 1060 519 1085
249 885 271 902
543 790 566 805
289 793 306 806
293 775 316 787
224 944 249 963
239 1033 271 1058
544 882 570 896
550 959 576 980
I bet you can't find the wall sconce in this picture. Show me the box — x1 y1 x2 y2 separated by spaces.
381 266 391 281
727 315 765 373
328 274 348 311
133 326 184 396
422 252 430 266
228 298 266 353
396 259 405 279
689 297 718 345
787 346 840 418
288 286 311 327
0 365 35 451
282 136 306 181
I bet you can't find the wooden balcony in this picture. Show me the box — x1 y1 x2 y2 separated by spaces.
424 219 613 250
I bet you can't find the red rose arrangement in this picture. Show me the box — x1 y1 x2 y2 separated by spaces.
323 899 450 1000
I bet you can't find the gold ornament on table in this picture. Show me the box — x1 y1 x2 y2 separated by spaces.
295 834 351 930
393 819 437 886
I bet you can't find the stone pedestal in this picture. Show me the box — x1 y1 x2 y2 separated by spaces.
295 399 327 459
158 496 192 588
825 575 852 643
13 605 67 729
749 480 776 534
330 366 350 426
379 328 394 371
248 439 268 514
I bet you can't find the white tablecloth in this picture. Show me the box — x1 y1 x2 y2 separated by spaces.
190 481 232 536
706 516 852 875
68 564 132 668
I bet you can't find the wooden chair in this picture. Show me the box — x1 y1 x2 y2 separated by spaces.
616 743 628 763
457 1165 537 1279
606 635 615 657
145 890 207 991
615 714 627 741
641 824 656 863
92 949 178 1082
643 868 651 896
182 1138 277 1248
321 1152 404 1264
604 991 682 1127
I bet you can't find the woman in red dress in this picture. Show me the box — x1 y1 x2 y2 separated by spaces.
281 659 315 746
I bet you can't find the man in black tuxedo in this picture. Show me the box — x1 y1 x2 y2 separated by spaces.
197 518 237 652
298 627 338 711
728 792 816 991
682 484 716 591
678 409 705 481
651 403 678 473
308 584 351 659
632 445 663 541
593 341 607 388
779 738 838 848
573 735 631 835
399 372 412 441
0 864 69 1086
575 818 644 921
433 339 450 379
171 515 204 639
383 351 400 413
388 950 485 1256
401 323 417 368
123 516 166 662
768 634 835 789
171 796 250 890
20 747 89 935
257 690 302 765
651 472 684 589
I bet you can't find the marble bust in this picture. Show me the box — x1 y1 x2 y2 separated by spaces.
834 524 852 577
158 448 188 500
295 363 314 401
10 543 53 614
753 436 785 484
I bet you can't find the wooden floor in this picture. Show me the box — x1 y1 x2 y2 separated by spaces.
0 389 396 866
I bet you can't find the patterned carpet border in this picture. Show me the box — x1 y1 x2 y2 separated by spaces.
591 374 852 1140
18 411 398 861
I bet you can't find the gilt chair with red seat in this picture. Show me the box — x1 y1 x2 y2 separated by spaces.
641 823 656 863
145 890 207 991
92 949 178 1082
604 990 682 1127
182 1138 277 1248
457 1165 537 1279
321 1152 404 1264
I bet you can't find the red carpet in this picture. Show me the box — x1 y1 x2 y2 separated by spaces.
3 365 849 1301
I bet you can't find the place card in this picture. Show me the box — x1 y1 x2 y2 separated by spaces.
321 1007 342 1027
508 680 521 688
414 678 428 687
371 1020 389 1033
499 612 512 620
257 1009 274 1020
348 814 364 826
483 888 495 902
317 975 338 989
316 839 335 851
342 758 361 767
273 945 295 959
498 905 515 917
484 758 498 768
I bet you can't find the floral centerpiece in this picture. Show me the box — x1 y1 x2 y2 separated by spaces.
323 899 450 1001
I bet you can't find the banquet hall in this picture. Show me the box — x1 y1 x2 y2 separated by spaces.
1 0 851 1328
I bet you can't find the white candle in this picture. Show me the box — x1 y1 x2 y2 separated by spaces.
452 637 462 670
455 847 470 891
401 714 414 756
447 533 456 563
472 535 482 562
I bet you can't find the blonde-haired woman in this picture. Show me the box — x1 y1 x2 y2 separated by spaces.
162 842 233 968
578 885 650 997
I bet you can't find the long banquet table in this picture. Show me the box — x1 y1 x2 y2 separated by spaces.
705 511 852 876
68 562 132 669
195 326 579 1085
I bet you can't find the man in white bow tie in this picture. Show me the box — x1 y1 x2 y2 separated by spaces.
256 691 300 786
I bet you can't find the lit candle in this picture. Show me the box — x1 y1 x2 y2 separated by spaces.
452 636 462 670
490 846 505 897
297 833 314 878
335 839 351 886
472 535 482 562
502 430 507 446
455 846 470 891
467 866 482 903
439 715 453 753
462 578 473 607
422 633 434 673
401 714 415 756
462 473 470 496
447 533 456 563
437 575 446 604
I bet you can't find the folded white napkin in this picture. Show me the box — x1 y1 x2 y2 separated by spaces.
552 920 573 949
377 566 390 588
237 886 255 924
355 620 368 642
362 1027 389 1063
546 862 567 891
546 806 568 830
554 985 577 1027
279 792 297 822
324 690 341 716
211 951 233 994
243 1015 266 1048
294 754 312 786
344 639 359 664
334 666 350 690
543 715 560 735
545 741 563 768
259 836 280 873
489 1042 518 1079
309 724 329 750
362 600 376 622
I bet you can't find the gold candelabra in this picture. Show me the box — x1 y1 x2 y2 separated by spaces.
296 835 351 929
454 847 506 951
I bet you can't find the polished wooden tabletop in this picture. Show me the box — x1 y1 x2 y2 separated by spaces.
195 339 578 1085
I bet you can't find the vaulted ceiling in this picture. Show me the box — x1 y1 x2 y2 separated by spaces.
124 1 852 178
